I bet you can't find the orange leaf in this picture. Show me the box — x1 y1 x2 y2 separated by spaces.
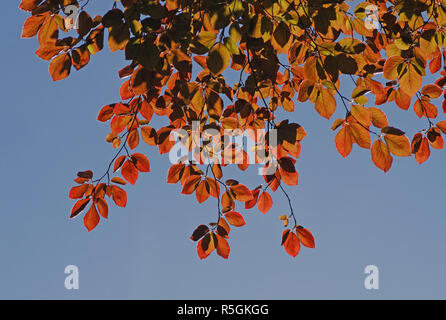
121 160 139 185
120 79 135 100
140 99 154 122
111 177 127 185
132 153 150 172
283 231 300 257
110 115 128 134
197 233 216 259
49 53 72 81
257 191 273 214
70 198 90 218
335 126 353 158
225 211 246 227
437 121 446 134
96 198 109 219
181 175 201 194
383 56 404 80
19 0 42 11
141 126 157 146
399 63 422 97
395 88 411 110
413 136 431 164
216 234 230 259
97 105 114 122
206 178 220 198
112 185 127 207
38 16 58 45
84 204 100 232
421 84 443 99
69 184 89 199
371 140 393 172
350 123 371 149
384 134 412 157
22 13 48 38
369 107 389 128
315 87 336 119
127 129 139 150
230 184 253 201
113 155 126 173
351 105 372 127
427 128 444 149
167 163 185 184
218 217 231 236
196 180 210 203
245 189 260 209
296 227 315 248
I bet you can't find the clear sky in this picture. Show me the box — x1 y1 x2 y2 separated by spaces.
2 1 446 299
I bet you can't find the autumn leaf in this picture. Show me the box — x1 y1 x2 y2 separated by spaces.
383 56 404 80
182 175 202 195
112 185 127 207
283 230 300 257
196 180 210 203
96 198 109 219
230 184 253 202
335 126 353 158
371 140 393 172
207 43 231 76
216 234 230 259
257 191 273 214
69 184 89 199
399 63 422 97
49 53 72 81
296 227 315 248
70 198 91 218
384 134 412 157
121 160 139 185
132 153 150 172
225 211 246 227
84 204 100 232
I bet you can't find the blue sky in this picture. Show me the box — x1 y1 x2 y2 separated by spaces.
1 1 446 299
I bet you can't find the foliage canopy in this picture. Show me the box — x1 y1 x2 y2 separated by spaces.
20 0 446 259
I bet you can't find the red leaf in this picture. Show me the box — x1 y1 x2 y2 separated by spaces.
132 153 150 172
230 184 253 201
196 180 210 203
167 163 185 183
113 155 126 173
257 191 273 214
224 211 246 227
245 189 260 209
97 105 114 122
181 175 201 194
283 231 300 257
296 227 315 248
96 198 109 219
70 198 90 218
216 234 230 259
112 185 127 207
121 160 139 185
84 204 100 232
69 184 89 199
